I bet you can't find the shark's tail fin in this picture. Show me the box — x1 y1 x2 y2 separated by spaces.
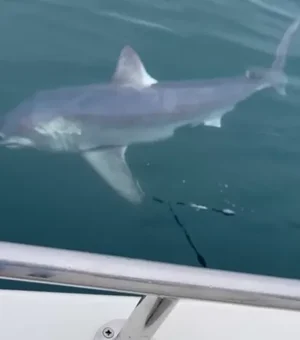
270 15 300 95
246 16 300 96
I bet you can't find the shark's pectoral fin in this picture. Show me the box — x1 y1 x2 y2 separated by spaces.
82 146 144 204
112 45 157 88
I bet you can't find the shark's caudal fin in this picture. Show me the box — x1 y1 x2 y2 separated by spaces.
83 46 157 204
246 15 300 96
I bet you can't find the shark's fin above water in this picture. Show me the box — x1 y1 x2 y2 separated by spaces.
112 45 157 88
82 146 144 204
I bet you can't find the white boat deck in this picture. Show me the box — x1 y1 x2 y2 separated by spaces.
1 241 300 340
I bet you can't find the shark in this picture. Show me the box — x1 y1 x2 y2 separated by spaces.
0 16 299 204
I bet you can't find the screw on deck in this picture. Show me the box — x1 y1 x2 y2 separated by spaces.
102 327 115 339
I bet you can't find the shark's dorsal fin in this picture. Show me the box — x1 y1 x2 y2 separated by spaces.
112 45 157 88
82 146 144 204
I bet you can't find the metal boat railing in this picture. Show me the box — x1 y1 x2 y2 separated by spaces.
1 241 300 340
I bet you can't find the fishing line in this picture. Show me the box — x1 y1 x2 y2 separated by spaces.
167 202 207 268
152 196 236 268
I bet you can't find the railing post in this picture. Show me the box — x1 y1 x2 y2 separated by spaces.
115 295 177 340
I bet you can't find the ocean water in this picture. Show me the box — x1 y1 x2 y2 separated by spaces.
1 0 300 292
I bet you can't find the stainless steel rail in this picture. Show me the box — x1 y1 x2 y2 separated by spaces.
1 241 300 311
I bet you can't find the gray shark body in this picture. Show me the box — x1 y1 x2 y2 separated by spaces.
1 16 299 203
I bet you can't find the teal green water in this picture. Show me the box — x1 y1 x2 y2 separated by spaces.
1 0 300 291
